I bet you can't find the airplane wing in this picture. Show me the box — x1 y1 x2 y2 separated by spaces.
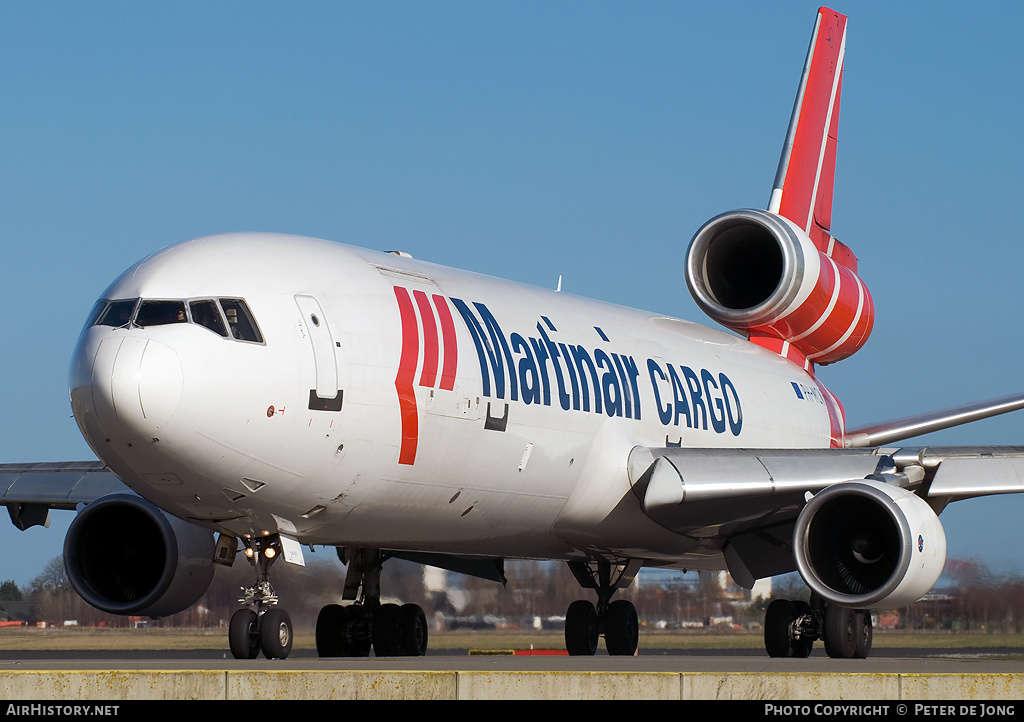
627 442 1024 588
0 462 127 530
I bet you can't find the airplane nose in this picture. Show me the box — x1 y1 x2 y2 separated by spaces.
71 335 184 444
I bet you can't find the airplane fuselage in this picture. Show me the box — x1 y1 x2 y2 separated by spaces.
69 232 838 567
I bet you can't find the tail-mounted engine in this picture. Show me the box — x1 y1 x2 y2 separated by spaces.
793 480 946 609
63 492 216 618
685 209 873 368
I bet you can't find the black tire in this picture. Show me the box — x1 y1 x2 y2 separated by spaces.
605 599 639 656
229 608 260 659
347 605 372 657
824 604 857 659
373 603 401 657
764 599 796 658
565 600 599 656
398 603 428 656
316 604 351 657
853 610 873 659
259 607 293 660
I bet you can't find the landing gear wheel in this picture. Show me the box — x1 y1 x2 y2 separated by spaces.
316 604 352 657
229 608 260 659
399 603 428 656
605 599 639 656
824 604 857 659
853 610 873 659
347 605 372 657
565 600 599 656
260 607 293 659
764 599 797 658
373 603 401 657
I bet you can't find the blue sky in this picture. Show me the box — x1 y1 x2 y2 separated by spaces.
2 1 1024 591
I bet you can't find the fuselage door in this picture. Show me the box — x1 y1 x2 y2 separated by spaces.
294 294 342 410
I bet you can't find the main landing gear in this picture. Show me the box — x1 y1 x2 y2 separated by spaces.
564 559 642 656
315 548 428 657
229 534 295 660
764 594 873 659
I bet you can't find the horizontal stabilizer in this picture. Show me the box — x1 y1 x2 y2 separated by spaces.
844 392 1024 447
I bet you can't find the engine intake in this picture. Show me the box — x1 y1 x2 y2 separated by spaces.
63 492 216 618
686 209 873 366
793 480 946 609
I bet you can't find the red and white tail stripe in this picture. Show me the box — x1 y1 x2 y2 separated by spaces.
769 7 847 256
393 286 459 465
748 245 874 368
752 8 872 369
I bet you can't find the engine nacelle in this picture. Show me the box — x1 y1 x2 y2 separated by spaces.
793 480 946 609
685 209 873 367
63 492 216 618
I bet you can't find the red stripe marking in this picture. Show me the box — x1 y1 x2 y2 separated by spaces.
761 257 835 340
748 334 810 371
802 263 858 358
414 290 439 388
812 70 842 237
511 649 569 656
747 252 873 367
847 287 875 352
394 286 420 465
433 294 458 391
812 376 846 448
778 9 846 245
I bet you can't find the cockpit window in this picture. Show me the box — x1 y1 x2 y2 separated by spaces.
94 299 138 327
83 301 106 330
189 300 229 337
219 299 263 343
135 300 187 327
87 295 264 344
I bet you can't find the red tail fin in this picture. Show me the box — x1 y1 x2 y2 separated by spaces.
768 7 847 262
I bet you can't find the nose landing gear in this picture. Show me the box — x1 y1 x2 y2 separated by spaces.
228 534 294 660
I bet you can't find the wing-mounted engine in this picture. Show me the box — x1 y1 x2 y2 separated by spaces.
685 208 873 369
63 492 216 618
794 480 946 609
628 446 949 609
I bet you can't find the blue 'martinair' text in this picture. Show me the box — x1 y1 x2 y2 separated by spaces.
451 299 742 436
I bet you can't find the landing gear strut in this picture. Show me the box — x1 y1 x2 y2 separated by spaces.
564 559 642 656
229 534 294 660
315 548 428 658
763 594 873 658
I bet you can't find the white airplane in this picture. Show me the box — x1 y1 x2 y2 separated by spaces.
4 6 1024 660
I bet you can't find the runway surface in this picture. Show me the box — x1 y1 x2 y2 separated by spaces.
3 645 1024 674
4 646 1024 699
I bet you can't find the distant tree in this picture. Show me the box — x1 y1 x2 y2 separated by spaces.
0 580 22 602
765 573 810 605
28 557 68 596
